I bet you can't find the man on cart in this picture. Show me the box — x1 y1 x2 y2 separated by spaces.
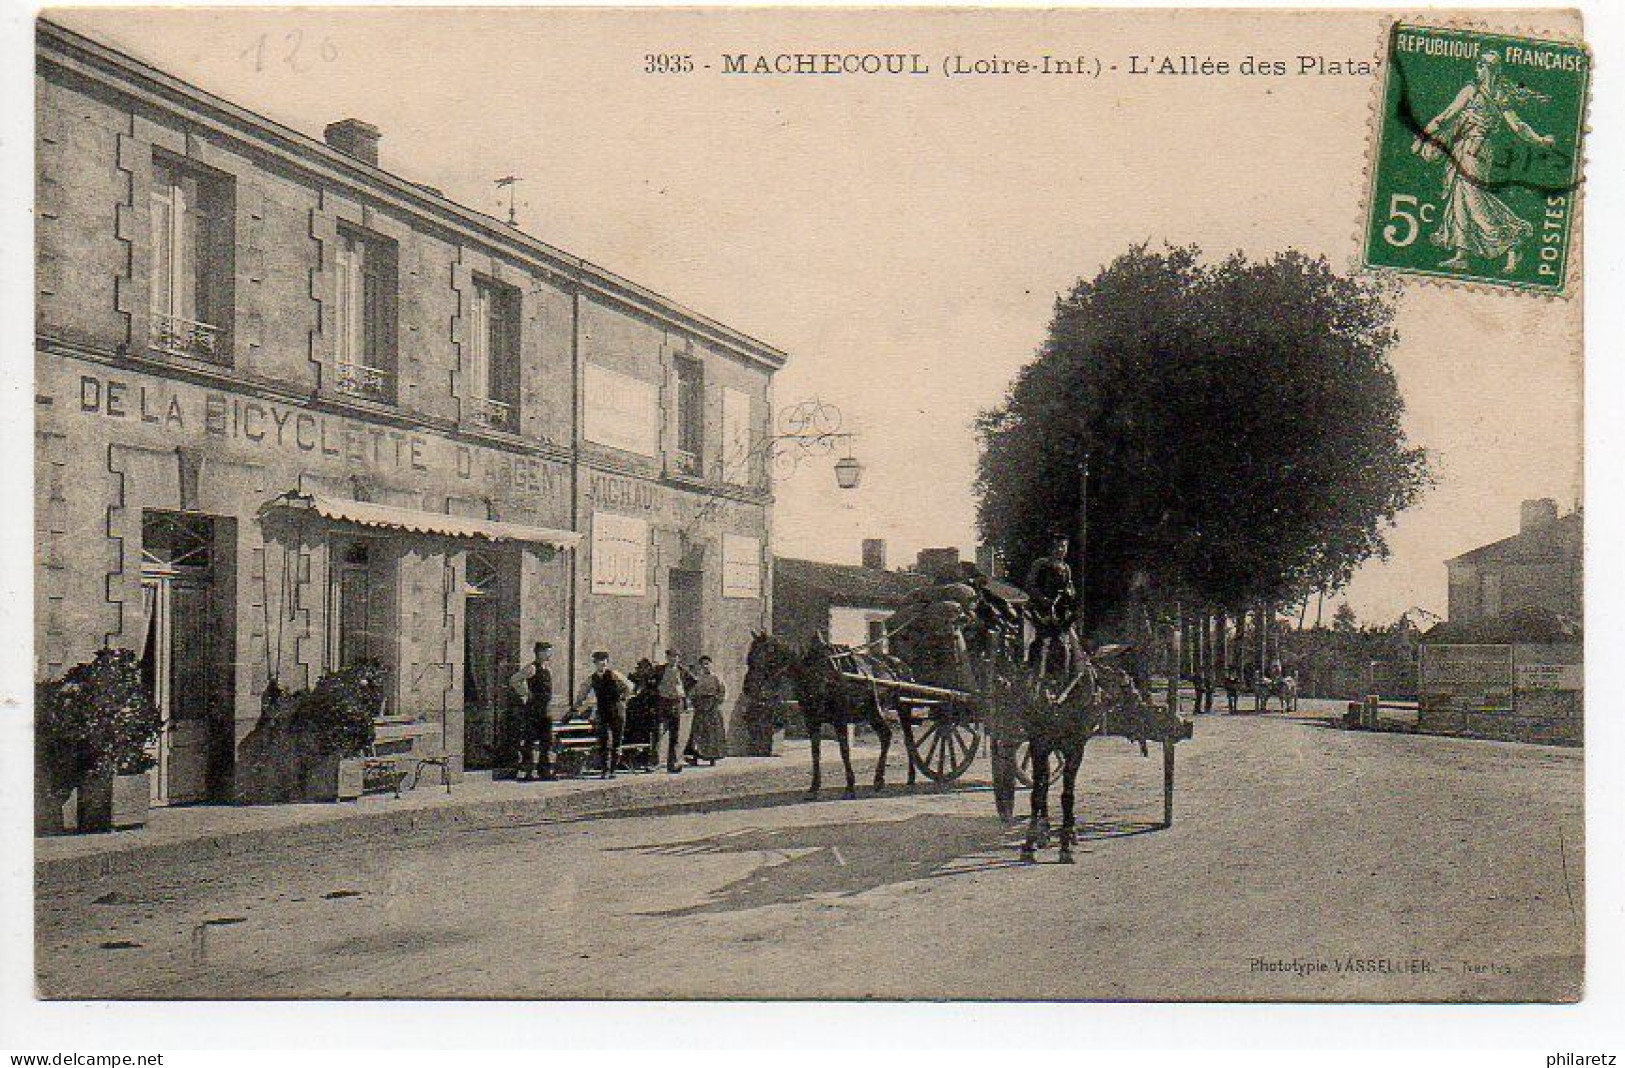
1024 534 1079 677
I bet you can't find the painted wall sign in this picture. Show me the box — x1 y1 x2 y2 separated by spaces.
584 363 659 457
587 470 655 511
59 368 568 511
721 386 752 485
1514 663 1583 692
1420 645 1515 713
721 532 761 599
591 511 649 597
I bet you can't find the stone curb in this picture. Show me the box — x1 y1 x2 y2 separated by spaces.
36 753 891 896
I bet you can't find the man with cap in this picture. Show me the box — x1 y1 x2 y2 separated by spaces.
575 650 632 779
508 641 556 781
655 648 693 773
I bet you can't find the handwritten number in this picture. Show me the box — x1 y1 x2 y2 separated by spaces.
282 30 305 73
239 33 267 72
241 30 338 73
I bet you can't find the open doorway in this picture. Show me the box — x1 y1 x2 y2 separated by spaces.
140 511 235 804
462 547 518 770
668 568 704 662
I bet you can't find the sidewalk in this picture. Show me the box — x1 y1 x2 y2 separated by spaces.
35 740 899 894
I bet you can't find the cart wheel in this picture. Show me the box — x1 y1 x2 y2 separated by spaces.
1013 740 1065 789
903 712 981 782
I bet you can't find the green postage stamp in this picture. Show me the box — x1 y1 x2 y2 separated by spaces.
1363 23 1589 293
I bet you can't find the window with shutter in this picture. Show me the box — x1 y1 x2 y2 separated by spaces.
334 225 398 403
149 153 233 364
675 357 704 476
468 275 521 431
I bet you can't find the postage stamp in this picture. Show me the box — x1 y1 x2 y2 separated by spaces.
1362 23 1589 293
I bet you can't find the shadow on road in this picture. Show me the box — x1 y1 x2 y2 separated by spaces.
458 781 973 836
619 813 1157 917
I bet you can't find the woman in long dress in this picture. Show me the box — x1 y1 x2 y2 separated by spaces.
686 655 728 765
1411 50 1555 273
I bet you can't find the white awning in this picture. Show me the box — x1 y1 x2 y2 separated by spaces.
271 494 581 549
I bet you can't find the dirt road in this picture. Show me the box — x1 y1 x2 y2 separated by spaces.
37 715 1582 1001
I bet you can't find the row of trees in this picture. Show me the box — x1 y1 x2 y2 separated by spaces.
976 246 1432 665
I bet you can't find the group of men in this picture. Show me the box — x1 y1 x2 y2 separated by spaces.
506 643 728 781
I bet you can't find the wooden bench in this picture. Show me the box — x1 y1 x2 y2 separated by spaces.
365 718 449 796
550 717 657 776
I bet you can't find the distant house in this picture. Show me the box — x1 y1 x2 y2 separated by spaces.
772 541 939 649
1421 500 1583 745
1446 498 1581 624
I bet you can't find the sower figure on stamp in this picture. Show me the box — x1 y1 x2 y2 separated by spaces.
575 650 632 779
1412 50 1555 274
508 641 556 781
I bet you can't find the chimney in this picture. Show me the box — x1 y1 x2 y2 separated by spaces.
861 539 887 571
1520 498 1559 533
916 547 961 580
324 119 381 167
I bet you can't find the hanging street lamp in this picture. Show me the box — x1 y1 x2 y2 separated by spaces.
833 445 864 490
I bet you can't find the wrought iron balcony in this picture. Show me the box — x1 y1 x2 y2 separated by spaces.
150 312 227 364
469 396 515 432
335 360 395 403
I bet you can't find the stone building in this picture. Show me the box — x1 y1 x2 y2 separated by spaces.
35 21 781 804
772 549 928 651
1420 499 1583 745
1445 498 1582 624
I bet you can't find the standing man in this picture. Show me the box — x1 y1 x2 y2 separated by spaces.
656 649 691 773
575 651 632 779
508 641 555 781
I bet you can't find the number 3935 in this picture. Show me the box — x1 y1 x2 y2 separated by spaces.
645 53 694 73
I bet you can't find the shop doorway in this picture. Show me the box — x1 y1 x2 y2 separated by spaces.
140 512 234 804
462 549 515 770
668 568 704 662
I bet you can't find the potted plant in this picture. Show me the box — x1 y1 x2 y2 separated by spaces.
293 661 382 801
37 647 161 833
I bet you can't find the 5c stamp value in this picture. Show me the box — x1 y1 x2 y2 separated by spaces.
1362 23 1589 293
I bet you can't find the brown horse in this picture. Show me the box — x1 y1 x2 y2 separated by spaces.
742 631 906 799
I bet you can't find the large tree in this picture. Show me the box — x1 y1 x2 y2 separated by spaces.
975 246 1431 636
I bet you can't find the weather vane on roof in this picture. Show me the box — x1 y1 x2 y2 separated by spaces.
495 175 522 227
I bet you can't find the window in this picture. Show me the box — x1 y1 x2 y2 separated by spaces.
465 548 500 596
466 276 521 431
141 511 214 573
1481 572 1503 618
149 154 234 364
334 226 398 403
675 357 704 476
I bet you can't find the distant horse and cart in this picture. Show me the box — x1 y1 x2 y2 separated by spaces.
740 570 1193 863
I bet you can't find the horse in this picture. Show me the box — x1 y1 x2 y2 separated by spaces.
742 631 905 799
1258 673 1298 713
1015 643 1193 861
1004 654 1102 864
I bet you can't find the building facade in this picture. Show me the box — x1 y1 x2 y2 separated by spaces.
36 21 781 804
772 556 928 651
1445 498 1582 624
1421 499 1583 745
